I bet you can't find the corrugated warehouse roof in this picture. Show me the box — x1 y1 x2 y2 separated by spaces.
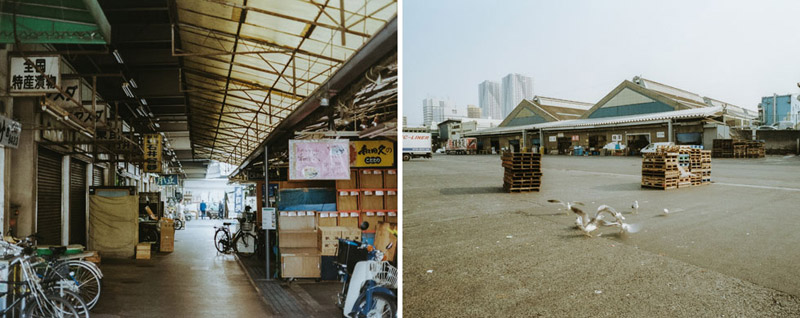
466 106 723 136
533 96 594 120
173 0 396 164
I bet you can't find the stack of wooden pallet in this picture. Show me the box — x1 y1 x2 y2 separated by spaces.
699 150 712 184
677 148 693 188
733 140 765 158
712 139 733 158
501 152 542 193
641 148 679 190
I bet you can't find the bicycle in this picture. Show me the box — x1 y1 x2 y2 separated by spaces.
213 218 257 257
0 241 82 318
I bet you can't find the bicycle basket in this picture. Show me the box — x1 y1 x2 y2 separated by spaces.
368 261 398 289
239 220 254 232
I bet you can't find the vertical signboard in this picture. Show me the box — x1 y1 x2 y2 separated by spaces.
288 139 350 180
262 207 276 230
234 187 244 213
143 134 162 173
9 56 60 95
350 140 395 167
0 115 22 148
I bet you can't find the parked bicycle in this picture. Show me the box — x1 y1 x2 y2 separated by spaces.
213 218 257 257
336 222 398 318
0 240 83 317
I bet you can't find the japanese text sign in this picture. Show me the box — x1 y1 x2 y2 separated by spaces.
143 134 162 173
0 114 21 148
350 140 395 167
288 139 350 180
9 56 60 95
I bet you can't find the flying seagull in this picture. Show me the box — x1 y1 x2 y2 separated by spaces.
548 199 585 215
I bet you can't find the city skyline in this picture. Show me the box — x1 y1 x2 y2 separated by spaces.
501 73 534 118
403 0 800 126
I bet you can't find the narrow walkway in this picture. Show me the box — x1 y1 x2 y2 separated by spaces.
91 220 273 318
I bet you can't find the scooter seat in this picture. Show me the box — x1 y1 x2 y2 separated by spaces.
223 222 232 226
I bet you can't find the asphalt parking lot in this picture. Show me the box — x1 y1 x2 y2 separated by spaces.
402 154 800 317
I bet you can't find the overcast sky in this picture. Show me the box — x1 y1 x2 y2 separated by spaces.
402 0 800 126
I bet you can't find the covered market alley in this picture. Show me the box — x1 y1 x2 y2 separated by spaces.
0 0 397 317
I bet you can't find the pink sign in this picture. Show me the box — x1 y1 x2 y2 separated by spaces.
289 139 350 180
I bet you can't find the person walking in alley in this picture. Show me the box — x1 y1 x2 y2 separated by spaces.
218 201 224 219
200 200 208 219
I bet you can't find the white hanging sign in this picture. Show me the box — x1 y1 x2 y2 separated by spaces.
9 56 60 95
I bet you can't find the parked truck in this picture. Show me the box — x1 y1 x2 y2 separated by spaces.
446 137 477 155
402 132 432 161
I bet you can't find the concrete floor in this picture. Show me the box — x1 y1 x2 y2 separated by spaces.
91 219 273 318
403 154 800 317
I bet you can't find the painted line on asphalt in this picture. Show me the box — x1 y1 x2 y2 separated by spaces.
713 182 800 192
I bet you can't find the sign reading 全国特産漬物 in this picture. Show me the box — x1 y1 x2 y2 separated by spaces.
9 56 60 95
0 114 22 148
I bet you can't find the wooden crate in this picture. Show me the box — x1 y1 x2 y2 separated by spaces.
136 242 152 260
360 211 385 232
384 190 397 210
383 169 397 188
280 248 320 278
336 169 359 189
338 212 360 229
360 190 384 210
317 212 338 227
336 190 359 211
359 169 384 188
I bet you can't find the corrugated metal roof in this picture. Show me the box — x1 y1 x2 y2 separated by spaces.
633 76 708 108
533 96 594 110
466 106 722 136
173 0 396 164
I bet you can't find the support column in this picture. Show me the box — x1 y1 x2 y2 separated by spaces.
264 145 271 280
86 162 92 245
62 156 70 246
667 120 673 143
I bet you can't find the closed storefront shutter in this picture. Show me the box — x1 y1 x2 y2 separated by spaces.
37 147 62 245
70 159 87 245
93 166 103 186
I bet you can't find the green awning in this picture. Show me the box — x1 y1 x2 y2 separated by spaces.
0 0 110 44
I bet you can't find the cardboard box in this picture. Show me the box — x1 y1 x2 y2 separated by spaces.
336 169 359 189
279 230 318 249
278 211 316 231
360 190 384 210
336 190 359 211
383 169 397 188
359 169 383 188
338 212 360 229
136 242 151 260
85 251 101 264
384 190 397 210
280 248 320 278
159 219 175 252
361 211 385 232
317 212 338 227
318 227 344 256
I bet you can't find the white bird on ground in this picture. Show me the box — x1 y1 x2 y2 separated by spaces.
632 200 639 214
548 199 585 215
663 208 670 216
571 205 640 237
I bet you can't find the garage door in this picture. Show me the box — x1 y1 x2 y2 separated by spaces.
70 159 87 245
93 166 103 186
37 147 62 245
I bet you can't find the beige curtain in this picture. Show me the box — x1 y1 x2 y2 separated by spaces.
89 195 139 258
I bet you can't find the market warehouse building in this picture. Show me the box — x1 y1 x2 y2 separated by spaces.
466 76 757 154
0 0 396 316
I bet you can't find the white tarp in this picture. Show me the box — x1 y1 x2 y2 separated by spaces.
89 195 139 258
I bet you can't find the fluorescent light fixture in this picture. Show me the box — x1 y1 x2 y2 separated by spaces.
136 106 146 116
148 112 154 118
129 79 137 88
320 97 329 106
121 83 134 98
154 123 161 128
112 49 124 64
140 98 147 105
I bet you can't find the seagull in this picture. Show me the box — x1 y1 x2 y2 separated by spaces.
663 208 670 216
632 201 639 214
548 199 585 215
571 205 640 237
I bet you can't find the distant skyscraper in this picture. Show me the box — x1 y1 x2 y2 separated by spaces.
478 80 502 120
403 116 407 127
422 98 444 126
501 73 534 118
467 104 481 118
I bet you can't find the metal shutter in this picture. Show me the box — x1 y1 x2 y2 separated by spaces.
69 159 87 245
37 147 62 245
93 166 103 186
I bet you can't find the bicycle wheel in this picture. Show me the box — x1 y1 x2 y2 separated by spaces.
52 261 102 310
214 228 231 253
23 294 80 318
175 219 185 230
233 232 257 257
49 290 89 318
354 292 396 318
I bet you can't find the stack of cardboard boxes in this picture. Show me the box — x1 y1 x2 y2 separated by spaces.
279 211 320 278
